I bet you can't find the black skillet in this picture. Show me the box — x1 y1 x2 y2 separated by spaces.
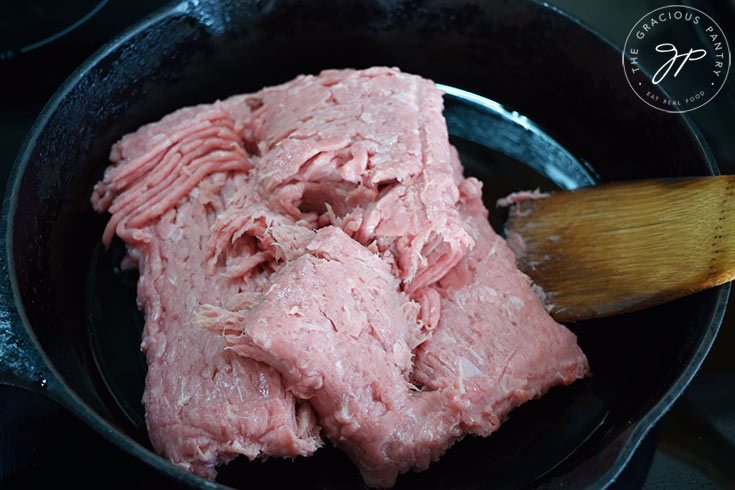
0 0 727 488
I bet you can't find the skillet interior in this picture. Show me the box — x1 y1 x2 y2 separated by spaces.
6 0 726 488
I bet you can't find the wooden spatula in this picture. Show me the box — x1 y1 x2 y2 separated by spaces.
504 175 735 322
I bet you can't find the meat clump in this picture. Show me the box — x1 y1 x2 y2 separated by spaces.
91 67 589 487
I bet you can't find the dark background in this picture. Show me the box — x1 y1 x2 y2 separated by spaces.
0 0 733 488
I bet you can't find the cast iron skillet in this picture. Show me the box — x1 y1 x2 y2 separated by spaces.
0 0 727 488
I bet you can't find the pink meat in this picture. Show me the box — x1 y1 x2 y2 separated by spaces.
209 67 474 298
198 226 463 488
91 105 322 478
411 177 589 437
91 66 589 487
202 186 588 487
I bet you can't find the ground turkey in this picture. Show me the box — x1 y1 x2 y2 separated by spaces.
92 67 588 487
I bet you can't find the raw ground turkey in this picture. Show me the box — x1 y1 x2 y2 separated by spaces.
91 67 589 488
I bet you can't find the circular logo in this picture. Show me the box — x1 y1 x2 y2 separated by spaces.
623 5 730 113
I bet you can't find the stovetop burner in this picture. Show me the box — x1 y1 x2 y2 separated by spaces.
1 1 733 488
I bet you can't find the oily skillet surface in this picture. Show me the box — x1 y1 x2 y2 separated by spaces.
0 0 727 488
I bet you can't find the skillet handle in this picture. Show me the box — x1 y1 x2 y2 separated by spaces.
0 210 63 399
